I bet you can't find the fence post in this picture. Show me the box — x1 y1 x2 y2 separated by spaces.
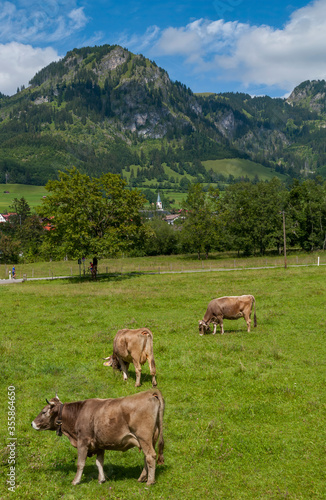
318 256 320 266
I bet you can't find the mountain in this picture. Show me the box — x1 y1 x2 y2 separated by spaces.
1 45 326 188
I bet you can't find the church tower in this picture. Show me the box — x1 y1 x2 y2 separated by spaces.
156 193 163 210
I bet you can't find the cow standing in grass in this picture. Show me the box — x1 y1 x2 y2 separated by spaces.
31 390 165 486
199 295 257 335
103 328 157 387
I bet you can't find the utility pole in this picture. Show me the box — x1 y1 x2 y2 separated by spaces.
282 210 287 269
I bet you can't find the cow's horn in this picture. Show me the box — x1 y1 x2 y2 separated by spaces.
46 398 50 405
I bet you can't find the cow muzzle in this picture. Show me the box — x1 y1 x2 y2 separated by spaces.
31 421 40 430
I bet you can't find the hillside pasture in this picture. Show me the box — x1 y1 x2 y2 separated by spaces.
1 265 326 499
0 184 47 211
202 158 287 182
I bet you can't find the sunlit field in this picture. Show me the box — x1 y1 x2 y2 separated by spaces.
1 264 326 499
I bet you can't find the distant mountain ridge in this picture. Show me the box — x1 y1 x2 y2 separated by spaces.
1 44 326 186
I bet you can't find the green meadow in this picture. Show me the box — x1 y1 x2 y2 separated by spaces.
0 184 48 212
202 159 287 182
1 263 326 499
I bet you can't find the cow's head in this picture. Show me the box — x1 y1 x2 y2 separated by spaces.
198 320 210 336
103 354 121 371
31 394 62 431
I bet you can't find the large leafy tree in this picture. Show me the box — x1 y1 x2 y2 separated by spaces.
181 183 220 259
286 178 326 251
38 168 148 258
220 179 287 255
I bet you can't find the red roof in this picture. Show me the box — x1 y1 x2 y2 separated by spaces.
0 212 17 223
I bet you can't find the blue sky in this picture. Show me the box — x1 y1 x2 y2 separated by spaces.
0 0 325 97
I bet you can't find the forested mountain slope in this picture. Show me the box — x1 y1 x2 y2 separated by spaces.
1 44 326 186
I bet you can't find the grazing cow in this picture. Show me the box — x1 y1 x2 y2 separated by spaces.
31 390 164 486
199 295 257 335
103 328 157 387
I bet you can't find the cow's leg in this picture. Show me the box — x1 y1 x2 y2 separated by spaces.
148 357 157 387
133 359 142 387
245 314 251 332
212 323 217 335
138 442 157 485
96 450 106 484
138 457 148 483
119 359 129 381
216 316 224 334
72 445 88 485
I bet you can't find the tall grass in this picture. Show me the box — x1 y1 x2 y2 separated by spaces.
1 265 326 499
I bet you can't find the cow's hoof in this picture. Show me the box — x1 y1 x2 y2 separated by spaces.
98 478 106 484
138 475 147 483
146 480 156 486
71 480 80 486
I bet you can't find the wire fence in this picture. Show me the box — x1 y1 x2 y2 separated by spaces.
0 253 325 281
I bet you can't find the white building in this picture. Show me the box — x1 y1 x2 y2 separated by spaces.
156 193 163 210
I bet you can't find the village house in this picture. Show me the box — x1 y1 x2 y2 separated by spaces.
0 213 17 223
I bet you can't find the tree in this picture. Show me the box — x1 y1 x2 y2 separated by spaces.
0 234 21 263
286 178 326 251
143 218 180 256
37 167 149 259
9 197 31 229
220 179 286 255
181 184 220 259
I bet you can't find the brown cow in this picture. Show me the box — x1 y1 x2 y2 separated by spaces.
103 328 157 387
199 295 257 335
31 390 164 486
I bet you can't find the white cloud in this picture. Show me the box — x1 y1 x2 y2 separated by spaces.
149 0 326 93
0 2 88 44
118 25 160 53
68 7 88 30
0 42 60 95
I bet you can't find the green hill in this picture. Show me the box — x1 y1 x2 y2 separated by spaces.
1 45 326 189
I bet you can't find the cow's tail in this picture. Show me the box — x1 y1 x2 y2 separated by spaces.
253 296 257 327
140 329 152 353
152 389 164 464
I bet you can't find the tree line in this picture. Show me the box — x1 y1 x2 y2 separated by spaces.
1 170 326 263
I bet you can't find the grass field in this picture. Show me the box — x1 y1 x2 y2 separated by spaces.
1 263 326 499
202 159 287 182
0 184 48 212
